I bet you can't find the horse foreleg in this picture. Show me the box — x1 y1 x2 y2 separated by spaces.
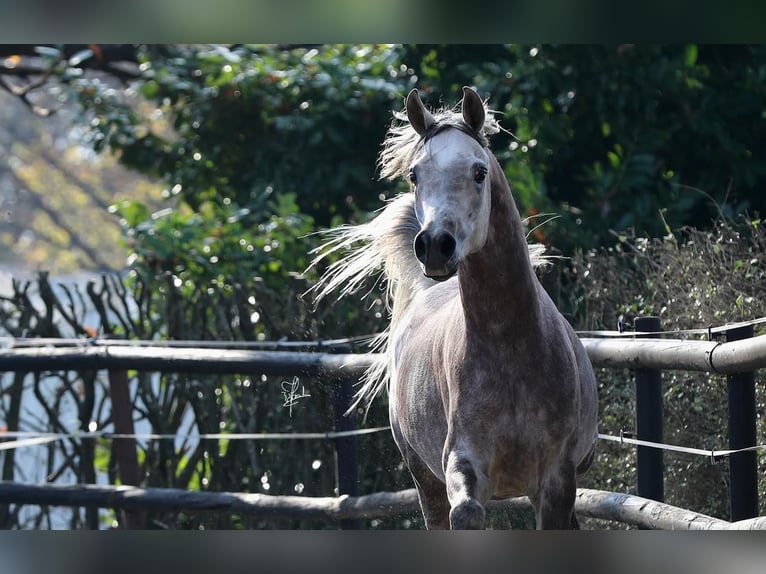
406 456 451 529
444 451 488 529
534 460 579 530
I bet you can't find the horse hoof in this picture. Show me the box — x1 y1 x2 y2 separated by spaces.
449 499 486 530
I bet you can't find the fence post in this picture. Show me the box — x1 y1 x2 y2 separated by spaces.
726 324 758 521
634 316 664 502
108 369 145 529
330 341 361 529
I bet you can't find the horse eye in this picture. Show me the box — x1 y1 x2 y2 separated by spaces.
474 165 487 184
408 171 418 186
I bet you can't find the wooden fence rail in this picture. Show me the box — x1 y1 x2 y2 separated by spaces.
0 345 374 378
1 333 766 375
1 481 765 530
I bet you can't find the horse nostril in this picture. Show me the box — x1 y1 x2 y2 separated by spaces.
436 233 456 260
414 232 429 264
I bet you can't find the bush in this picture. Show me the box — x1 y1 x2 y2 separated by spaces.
570 217 766 521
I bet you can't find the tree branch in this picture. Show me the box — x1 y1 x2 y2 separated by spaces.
0 44 140 65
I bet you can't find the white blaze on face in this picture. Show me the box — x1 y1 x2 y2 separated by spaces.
411 129 492 261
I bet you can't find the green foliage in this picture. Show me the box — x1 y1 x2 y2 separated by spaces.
394 45 766 253
107 192 323 347
112 193 313 291
495 45 766 253
52 44 766 258
66 45 411 226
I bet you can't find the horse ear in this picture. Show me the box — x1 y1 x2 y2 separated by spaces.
461 86 485 133
406 89 435 136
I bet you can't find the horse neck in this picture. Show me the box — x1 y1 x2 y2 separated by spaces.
458 154 542 337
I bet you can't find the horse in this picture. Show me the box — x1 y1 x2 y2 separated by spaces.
310 87 598 529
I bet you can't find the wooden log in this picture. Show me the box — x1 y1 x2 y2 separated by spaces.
1 334 766 378
1 482 763 529
581 334 766 374
582 337 717 372
574 488 728 529
0 346 375 379
574 488 766 530
0 481 419 521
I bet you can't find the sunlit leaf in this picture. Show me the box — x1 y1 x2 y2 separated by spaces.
34 45 62 59
68 48 94 67
684 44 698 67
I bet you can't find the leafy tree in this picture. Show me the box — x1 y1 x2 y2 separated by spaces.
63 44 410 226
498 45 766 251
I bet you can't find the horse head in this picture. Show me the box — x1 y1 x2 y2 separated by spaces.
405 87 492 280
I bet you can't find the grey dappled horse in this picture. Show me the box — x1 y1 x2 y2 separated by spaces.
311 87 598 529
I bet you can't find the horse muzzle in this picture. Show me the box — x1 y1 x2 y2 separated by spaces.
414 230 458 280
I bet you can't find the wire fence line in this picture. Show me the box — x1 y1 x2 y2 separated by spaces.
3 426 765 465
576 314 766 339
0 426 392 451
0 333 378 350
597 432 766 463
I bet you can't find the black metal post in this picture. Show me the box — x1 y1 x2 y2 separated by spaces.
635 316 664 502
726 324 758 521
332 375 361 529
